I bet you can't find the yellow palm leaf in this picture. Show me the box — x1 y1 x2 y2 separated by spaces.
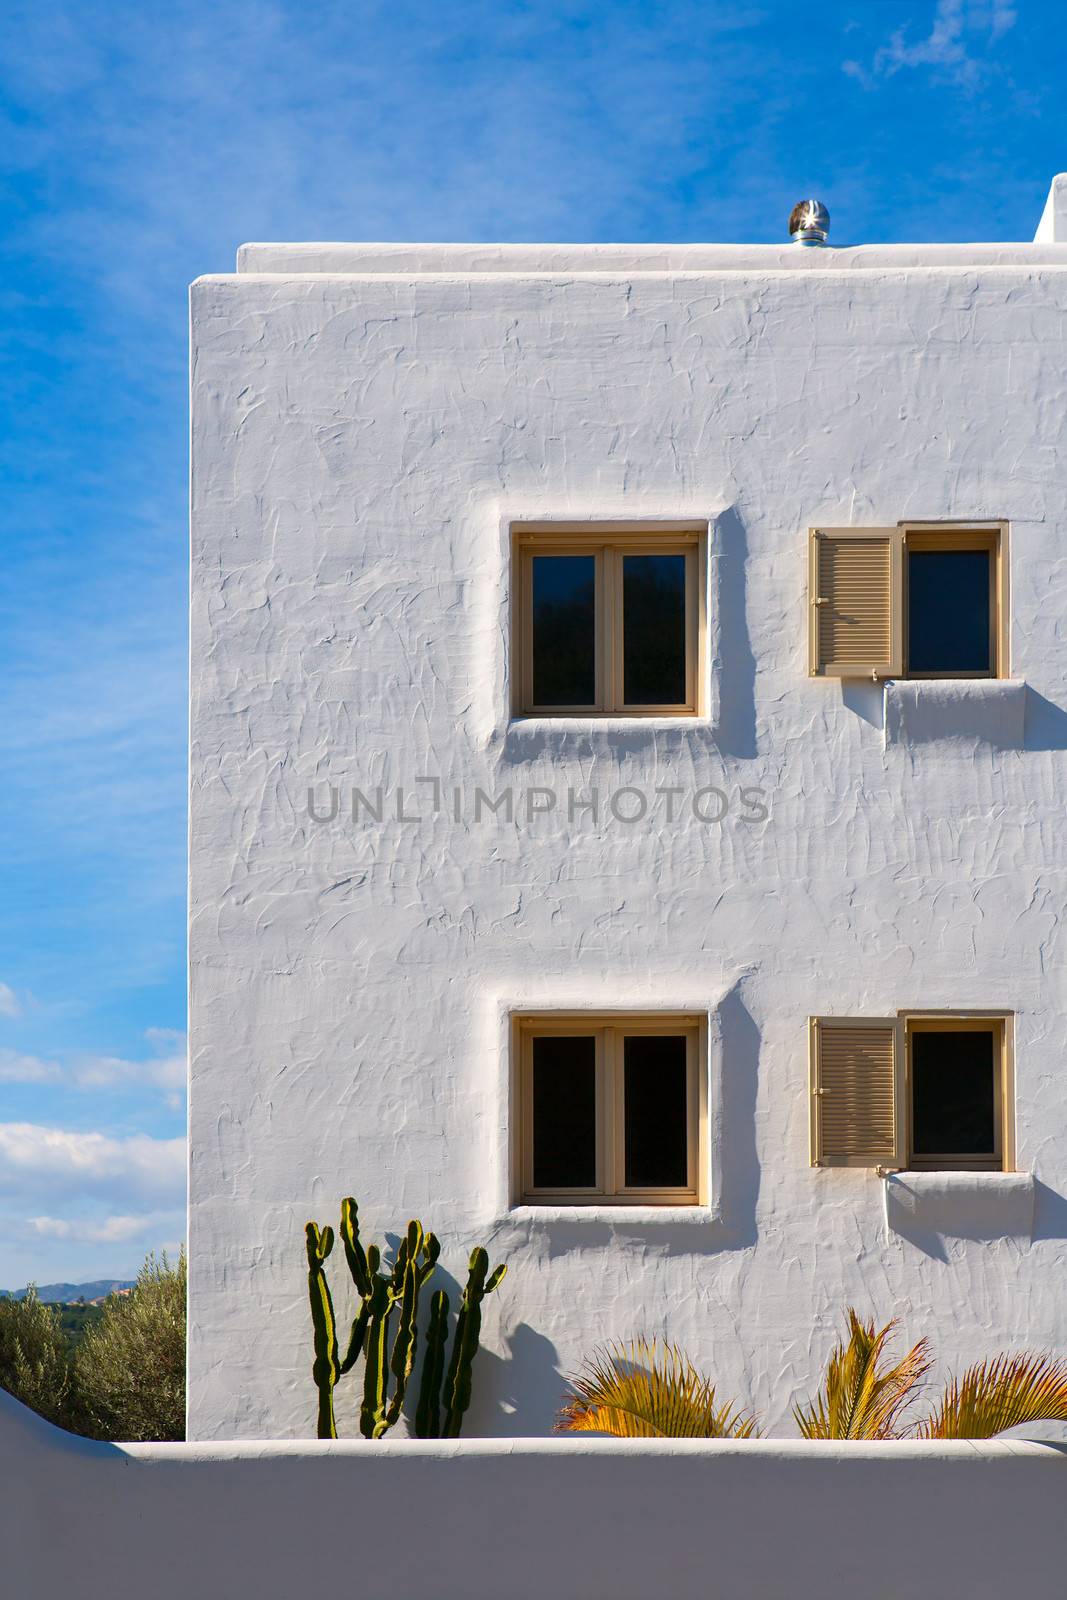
916 1351 1067 1439
794 1310 931 1440
557 1339 759 1439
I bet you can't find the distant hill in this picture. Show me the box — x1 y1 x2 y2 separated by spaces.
0 1280 134 1304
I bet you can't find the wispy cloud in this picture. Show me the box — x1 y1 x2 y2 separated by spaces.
70 1032 187 1110
0 1032 187 1108
30 1209 183 1247
0 1050 61 1085
0 982 23 1019
844 0 1017 89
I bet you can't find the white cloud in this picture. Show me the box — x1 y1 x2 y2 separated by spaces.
0 1029 188 1106
0 982 22 1019
844 0 1016 88
0 1123 185 1206
30 1209 183 1246
0 1050 61 1085
71 1031 187 1105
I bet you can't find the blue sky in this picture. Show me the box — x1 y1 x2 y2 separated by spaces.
0 0 1062 1287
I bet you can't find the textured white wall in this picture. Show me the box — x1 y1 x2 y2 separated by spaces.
3 1390 1065 1599
189 238 1067 1442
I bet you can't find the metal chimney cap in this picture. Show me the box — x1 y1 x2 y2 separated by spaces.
789 199 830 246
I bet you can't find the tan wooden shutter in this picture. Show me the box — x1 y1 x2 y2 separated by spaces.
809 529 903 678
809 1017 904 1168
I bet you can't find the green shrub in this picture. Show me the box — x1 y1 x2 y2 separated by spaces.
75 1250 186 1442
0 1286 76 1429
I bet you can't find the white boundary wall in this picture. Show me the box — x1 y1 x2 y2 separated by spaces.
2 1390 1064 1599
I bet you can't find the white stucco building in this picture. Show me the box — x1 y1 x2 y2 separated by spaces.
188 176 1067 1442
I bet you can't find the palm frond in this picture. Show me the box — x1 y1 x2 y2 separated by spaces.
915 1351 1067 1439
793 1309 931 1440
556 1338 758 1439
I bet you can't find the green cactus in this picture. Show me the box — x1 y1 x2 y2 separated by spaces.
360 1274 394 1439
304 1201 505 1439
337 1198 373 1375
441 1247 508 1439
339 1196 373 1296
414 1287 450 1439
383 1220 425 1428
305 1221 339 1440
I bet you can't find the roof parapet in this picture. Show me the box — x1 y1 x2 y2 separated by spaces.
1034 174 1067 242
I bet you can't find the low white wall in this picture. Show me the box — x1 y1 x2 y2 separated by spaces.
2 1389 1064 1599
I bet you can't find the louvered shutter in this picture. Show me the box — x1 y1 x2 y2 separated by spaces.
810 1017 903 1168
809 529 903 678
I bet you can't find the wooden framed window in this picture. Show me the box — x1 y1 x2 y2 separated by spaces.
515 1013 705 1204
809 1012 1013 1172
512 525 705 716
808 523 1007 680
906 1016 1007 1172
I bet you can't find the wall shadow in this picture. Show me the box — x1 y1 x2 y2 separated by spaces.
883 1214 951 1263
1024 687 1067 751
840 680 884 730
462 1322 563 1437
1032 1179 1067 1241
711 506 758 759
713 978 762 1249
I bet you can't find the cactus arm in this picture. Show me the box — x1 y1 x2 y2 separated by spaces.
442 1247 506 1440
360 1277 393 1440
415 1288 450 1438
339 1300 371 1376
385 1237 422 1426
340 1197 372 1297
305 1222 339 1440
420 1232 442 1286
441 1251 485 1440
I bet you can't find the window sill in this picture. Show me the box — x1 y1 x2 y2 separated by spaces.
884 1170 1034 1242
883 678 1026 748
504 1203 717 1227
509 714 707 727
501 715 716 761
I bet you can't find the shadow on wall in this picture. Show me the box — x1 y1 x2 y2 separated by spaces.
884 1216 951 1264
711 506 758 760
1033 1179 1067 1242
714 979 762 1250
840 681 884 730
464 1322 563 1437
1024 688 1067 751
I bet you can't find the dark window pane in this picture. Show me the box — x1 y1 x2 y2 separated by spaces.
908 550 991 674
912 1031 996 1155
531 556 596 706
532 1035 597 1188
624 1035 689 1188
623 555 687 704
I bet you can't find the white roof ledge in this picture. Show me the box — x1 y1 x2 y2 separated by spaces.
236 240 1067 276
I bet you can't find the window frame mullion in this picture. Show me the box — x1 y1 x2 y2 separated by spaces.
602 1026 619 1195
